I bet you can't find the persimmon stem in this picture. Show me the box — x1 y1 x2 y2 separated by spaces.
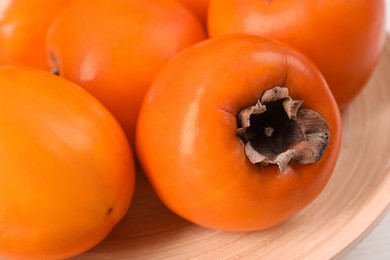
237 86 330 172
264 127 274 137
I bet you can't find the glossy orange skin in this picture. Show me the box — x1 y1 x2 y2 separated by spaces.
0 0 74 70
137 35 342 231
0 67 135 259
208 0 386 109
47 0 206 147
176 0 210 24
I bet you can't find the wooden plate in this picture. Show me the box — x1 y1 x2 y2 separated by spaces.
76 36 390 259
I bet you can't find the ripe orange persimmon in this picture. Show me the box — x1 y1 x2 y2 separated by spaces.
208 0 386 109
176 0 210 25
0 0 75 69
137 34 342 231
47 0 206 147
0 67 135 259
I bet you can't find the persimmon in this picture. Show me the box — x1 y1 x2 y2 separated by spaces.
0 0 75 70
136 34 342 231
46 0 206 147
0 67 135 259
176 0 210 25
208 0 386 109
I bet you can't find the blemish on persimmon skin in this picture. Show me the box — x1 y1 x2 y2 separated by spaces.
106 208 113 216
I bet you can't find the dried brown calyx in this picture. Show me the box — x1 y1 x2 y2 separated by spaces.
237 86 329 172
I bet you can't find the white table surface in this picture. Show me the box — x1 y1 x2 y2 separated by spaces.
343 4 390 260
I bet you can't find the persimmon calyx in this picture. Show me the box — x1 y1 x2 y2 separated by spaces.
237 86 330 172
49 51 60 76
